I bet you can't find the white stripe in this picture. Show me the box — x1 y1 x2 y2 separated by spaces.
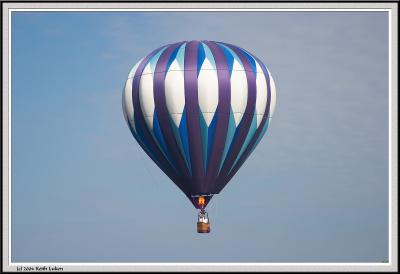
198 63 219 126
255 61 268 127
139 63 155 130
268 72 277 118
230 62 248 126
165 60 185 127
123 77 135 132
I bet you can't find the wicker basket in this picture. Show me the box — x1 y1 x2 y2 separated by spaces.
197 222 210 233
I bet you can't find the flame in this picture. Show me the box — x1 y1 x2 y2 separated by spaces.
198 196 206 208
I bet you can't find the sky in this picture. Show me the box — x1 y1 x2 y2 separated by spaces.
11 11 389 263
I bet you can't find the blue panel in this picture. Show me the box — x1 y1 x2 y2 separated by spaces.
153 111 175 168
166 44 182 72
197 43 206 76
217 42 244 70
127 122 143 152
198 110 208 173
207 112 218 170
229 112 258 174
218 108 236 175
179 109 192 174
218 43 234 76
175 43 186 70
148 47 167 73
169 115 192 175
250 117 270 155
129 121 162 169
202 43 217 70
134 117 157 162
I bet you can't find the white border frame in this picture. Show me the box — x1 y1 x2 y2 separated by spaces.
2 2 398 272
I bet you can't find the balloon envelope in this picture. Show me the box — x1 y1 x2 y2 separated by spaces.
122 40 276 209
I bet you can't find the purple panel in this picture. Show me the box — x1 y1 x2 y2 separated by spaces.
184 41 205 193
222 50 272 185
131 45 188 194
201 41 231 191
153 42 193 191
212 42 258 194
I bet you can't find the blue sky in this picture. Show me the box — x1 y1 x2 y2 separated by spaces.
11 11 388 262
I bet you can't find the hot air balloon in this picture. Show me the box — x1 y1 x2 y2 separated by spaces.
122 40 276 233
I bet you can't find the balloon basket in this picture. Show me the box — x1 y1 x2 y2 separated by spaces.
197 209 210 233
197 222 210 233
